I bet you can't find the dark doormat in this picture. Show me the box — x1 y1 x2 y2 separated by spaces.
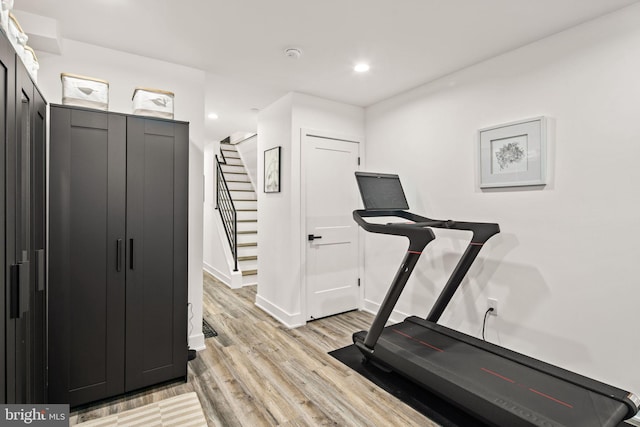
203 319 218 338
328 344 486 427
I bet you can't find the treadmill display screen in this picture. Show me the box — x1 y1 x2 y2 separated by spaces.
355 172 409 210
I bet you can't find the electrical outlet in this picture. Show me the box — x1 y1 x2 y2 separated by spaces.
488 298 498 316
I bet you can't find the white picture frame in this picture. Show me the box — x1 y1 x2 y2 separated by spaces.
264 146 281 193
479 117 547 188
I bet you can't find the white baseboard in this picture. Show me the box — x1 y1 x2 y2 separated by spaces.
204 261 245 289
203 262 230 283
255 294 306 328
362 298 408 325
189 332 205 351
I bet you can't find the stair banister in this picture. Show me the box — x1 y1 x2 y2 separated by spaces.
215 153 238 272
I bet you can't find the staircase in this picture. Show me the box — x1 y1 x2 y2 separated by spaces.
217 141 258 284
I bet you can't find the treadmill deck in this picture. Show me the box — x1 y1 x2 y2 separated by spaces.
354 317 633 427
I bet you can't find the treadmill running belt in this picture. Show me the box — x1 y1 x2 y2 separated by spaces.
357 320 630 427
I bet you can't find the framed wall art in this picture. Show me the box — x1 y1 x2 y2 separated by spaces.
479 117 547 188
264 146 281 193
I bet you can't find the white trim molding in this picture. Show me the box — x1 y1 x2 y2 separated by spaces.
255 295 306 328
362 298 408 326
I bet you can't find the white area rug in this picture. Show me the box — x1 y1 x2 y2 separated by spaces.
76 392 207 427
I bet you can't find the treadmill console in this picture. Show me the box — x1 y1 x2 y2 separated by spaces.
355 172 409 211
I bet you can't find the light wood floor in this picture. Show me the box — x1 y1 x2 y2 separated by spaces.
70 272 438 426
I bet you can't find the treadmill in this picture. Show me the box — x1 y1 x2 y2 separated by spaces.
352 171 639 427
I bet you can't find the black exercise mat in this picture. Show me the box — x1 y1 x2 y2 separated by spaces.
203 319 218 338
329 344 486 427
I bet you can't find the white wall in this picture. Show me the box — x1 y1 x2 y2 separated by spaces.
256 92 364 326
255 94 294 323
365 4 640 395
37 39 206 350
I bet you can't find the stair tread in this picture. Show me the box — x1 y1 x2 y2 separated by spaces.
238 242 257 247
229 189 255 192
242 269 258 276
238 219 257 223
238 256 258 261
238 230 257 234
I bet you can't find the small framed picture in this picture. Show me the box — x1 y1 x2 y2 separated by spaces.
479 117 547 188
264 146 281 193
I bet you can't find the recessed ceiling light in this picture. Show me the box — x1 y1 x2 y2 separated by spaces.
208 113 219 120
354 63 370 73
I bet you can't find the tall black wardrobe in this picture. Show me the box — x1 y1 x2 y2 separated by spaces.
48 104 189 407
1 29 47 403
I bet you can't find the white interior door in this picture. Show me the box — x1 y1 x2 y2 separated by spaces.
304 131 360 320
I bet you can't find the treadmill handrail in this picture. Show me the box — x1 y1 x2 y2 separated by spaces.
353 209 436 252
353 209 500 244
354 208 501 348
353 209 436 349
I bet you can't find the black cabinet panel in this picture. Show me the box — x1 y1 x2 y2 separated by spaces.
2 31 47 404
49 106 188 407
0 34 11 404
69 124 109 391
125 117 188 391
49 106 126 406
30 87 47 405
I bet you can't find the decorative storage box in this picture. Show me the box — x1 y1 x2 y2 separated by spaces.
61 73 109 111
132 87 174 119
23 46 39 82
8 12 27 58
1 0 14 33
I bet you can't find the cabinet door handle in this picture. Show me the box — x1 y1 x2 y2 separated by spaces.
9 264 19 319
116 239 122 272
36 249 45 291
129 239 134 270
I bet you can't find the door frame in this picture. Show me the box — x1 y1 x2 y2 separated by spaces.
299 128 365 322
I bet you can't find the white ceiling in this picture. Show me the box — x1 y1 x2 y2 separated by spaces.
14 0 640 141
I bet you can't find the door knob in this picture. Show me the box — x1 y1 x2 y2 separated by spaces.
308 234 323 241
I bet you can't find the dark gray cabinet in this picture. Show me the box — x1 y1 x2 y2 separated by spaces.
1 30 47 404
48 105 188 407
125 117 189 392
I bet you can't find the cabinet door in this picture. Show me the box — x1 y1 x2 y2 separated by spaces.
0 31 15 404
6 57 40 406
11 61 48 404
125 117 188 391
49 106 127 406
28 82 47 404
13 66 32 405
